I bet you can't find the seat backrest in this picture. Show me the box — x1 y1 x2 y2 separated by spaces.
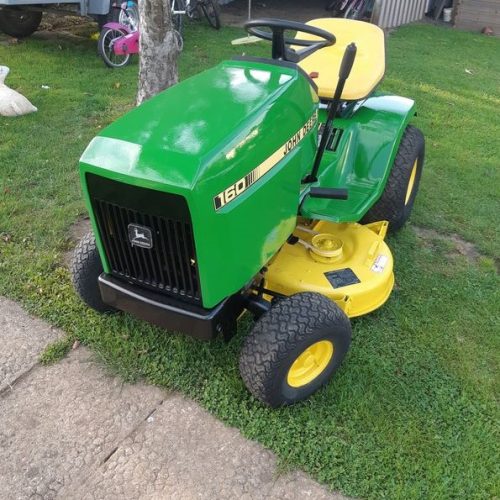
296 18 385 101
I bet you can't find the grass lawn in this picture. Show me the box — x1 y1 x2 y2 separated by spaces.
1 21 499 499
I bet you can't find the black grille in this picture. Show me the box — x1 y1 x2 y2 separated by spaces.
86 174 201 304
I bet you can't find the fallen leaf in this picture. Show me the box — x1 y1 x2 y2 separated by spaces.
114 82 121 89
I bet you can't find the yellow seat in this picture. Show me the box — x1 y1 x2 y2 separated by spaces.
296 18 385 101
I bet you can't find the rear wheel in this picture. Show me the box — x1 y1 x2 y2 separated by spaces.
361 125 425 232
239 292 351 407
198 0 220 30
0 7 42 38
71 232 116 314
98 27 131 68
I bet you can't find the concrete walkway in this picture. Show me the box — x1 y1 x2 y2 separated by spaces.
0 297 342 499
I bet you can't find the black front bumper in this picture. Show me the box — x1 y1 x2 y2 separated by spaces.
98 274 244 341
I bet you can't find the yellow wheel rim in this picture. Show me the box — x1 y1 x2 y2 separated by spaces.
405 159 419 205
287 340 334 388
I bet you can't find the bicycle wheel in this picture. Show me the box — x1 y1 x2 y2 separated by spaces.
198 0 220 30
186 0 199 19
98 27 131 68
171 0 184 35
325 0 342 16
343 0 368 19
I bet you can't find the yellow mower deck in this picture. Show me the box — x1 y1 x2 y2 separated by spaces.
265 220 394 318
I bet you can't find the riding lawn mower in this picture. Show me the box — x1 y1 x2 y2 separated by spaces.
72 18 425 407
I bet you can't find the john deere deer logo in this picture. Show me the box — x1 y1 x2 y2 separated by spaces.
128 223 153 249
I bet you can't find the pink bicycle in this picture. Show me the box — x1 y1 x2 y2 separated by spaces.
98 1 140 68
98 0 220 68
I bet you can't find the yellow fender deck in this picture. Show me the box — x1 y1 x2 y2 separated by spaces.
265 220 394 318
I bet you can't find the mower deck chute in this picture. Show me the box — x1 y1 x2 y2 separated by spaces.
265 220 394 318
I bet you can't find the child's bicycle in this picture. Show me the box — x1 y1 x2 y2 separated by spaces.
98 1 140 69
98 0 220 68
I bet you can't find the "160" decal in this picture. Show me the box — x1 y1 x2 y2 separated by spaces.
213 111 318 211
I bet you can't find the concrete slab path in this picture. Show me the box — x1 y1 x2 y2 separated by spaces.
0 297 344 499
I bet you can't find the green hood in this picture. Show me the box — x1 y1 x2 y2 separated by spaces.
80 58 319 308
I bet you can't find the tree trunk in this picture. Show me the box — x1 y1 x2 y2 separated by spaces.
137 0 181 105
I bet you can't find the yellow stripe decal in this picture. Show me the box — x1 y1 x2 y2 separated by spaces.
214 110 318 211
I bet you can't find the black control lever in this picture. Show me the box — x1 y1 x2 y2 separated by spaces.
303 42 357 184
309 187 349 200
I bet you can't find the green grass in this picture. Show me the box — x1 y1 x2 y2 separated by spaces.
39 336 74 364
1 22 499 499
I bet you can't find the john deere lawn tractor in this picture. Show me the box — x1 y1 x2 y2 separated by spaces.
72 18 425 407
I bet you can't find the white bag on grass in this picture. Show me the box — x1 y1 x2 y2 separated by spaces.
0 66 37 117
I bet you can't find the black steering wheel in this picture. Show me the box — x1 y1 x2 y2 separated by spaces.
245 18 336 63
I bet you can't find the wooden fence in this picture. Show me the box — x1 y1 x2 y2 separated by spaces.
453 0 500 35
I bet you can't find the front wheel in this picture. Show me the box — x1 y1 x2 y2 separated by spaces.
98 27 131 68
361 125 425 232
239 292 352 407
71 232 116 314
198 0 221 30
0 7 42 38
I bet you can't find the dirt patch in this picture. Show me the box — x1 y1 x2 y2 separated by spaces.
39 13 92 32
413 226 483 264
38 13 97 40
0 34 19 46
63 217 91 268
70 216 91 242
0 14 96 45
